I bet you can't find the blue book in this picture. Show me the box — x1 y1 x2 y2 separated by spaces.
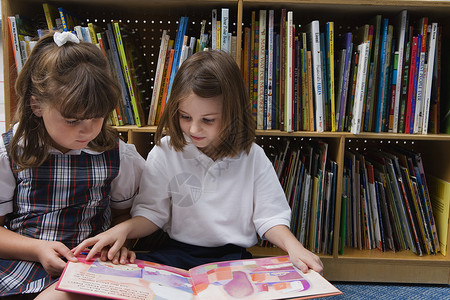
375 18 389 132
105 24 135 125
166 16 188 102
338 32 353 132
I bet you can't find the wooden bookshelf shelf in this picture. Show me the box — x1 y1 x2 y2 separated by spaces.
2 0 449 284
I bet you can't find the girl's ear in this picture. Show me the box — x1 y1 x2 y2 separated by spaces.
30 96 42 117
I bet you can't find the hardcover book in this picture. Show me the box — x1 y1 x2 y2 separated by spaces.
57 255 341 300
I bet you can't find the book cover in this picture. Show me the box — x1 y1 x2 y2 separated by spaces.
428 175 450 256
57 255 341 300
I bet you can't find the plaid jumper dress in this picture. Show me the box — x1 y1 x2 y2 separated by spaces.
0 129 120 296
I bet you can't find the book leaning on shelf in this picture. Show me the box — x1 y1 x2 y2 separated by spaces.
57 254 341 300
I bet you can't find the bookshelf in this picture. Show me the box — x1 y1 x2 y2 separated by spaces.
2 0 449 284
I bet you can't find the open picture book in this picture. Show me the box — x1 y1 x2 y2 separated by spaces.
56 254 341 299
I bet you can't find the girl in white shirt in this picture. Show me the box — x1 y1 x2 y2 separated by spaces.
0 32 145 299
75 50 323 274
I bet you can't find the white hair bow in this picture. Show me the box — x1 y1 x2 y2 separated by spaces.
53 31 80 47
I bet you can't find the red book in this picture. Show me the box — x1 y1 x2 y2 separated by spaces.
404 36 418 133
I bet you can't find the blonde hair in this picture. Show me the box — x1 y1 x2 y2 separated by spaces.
10 32 121 170
155 50 255 159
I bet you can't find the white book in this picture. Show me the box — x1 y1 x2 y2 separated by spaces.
257 10 266 130
267 9 274 130
414 17 428 133
221 8 229 53
306 20 324 132
8 16 23 74
285 11 294 132
392 10 408 133
351 42 370 134
149 30 169 125
421 23 438 134
211 9 217 50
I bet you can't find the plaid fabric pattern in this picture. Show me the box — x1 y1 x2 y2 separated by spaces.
0 129 120 296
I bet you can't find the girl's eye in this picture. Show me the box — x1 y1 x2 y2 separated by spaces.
65 119 79 125
180 114 191 120
203 118 214 123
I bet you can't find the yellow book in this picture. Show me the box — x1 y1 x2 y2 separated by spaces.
42 3 60 31
428 175 450 256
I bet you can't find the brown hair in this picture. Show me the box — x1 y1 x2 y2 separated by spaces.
155 50 255 159
10 32 121 170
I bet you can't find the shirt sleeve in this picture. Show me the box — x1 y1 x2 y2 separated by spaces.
109 140 146 210
252 146 291 238
0 138 16 216
130 144 171 229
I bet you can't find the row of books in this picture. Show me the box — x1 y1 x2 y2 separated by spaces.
148 8 236 126
261 139 337 255
242 9 442 134
8 3 153 127
340 146 440 256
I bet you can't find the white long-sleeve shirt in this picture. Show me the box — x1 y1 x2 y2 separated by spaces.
131 136 291 248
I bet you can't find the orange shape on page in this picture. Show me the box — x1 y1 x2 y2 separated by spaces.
194 283 209 293
273 282 289 290
251 273 267 282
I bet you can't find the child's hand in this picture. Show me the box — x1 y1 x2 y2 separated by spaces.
72 225 128 262
288 245 324 274
264 225 324 274
36 240 78 277
99 246 137 265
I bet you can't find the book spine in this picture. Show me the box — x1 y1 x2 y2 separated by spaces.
106 24 135 125
392 10 408 133
113 22 142 127
285 11 293 132
309 20 324 132
375 19 389 132
351 42 370 134
414 18 428 133
58 8 69 32
326 22 336 132
421 23 438 134
149 30 169 125
221 8 229 53
8 16 23 74
267 10 274 130
409 34 422 134
167 16 188 101
211 9 217 50
257 10 266 130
